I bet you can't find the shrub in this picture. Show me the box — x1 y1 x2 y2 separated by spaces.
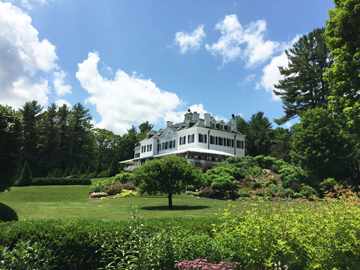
70 165 78 177
108 159 120 177
90 192 107 198
95 162 103 177
200 162 213 173
79 174 87 178
87 172 96 178
186 191 201 196
210 173 237 192
63 167 70 178
114 189 137 198
77 163 86 178
290 182 302 192
15 161 33 186
0 203 18 222
97 170 109 178
254 189 265 197
278 188 294 198
174 259 240 270
252 182 266 189
106 183 124 195
238 191 250 197
300 185 319 199
199 187 215 198
113 172 135 184
123 182 137 191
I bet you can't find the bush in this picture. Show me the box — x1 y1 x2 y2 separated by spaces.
70 165 78 177
252 182 266 189
87 172 96 178
278 188 294 198
32 178 91 185
200 162 213 173
97 171 109 178
106 183 124 195
123 182 137 191
186 191 201 196
300 185 319 199
90 192 107 198
199 187 215 198
79 174 88 178
0 203 18 222
238 191 250 197
210 173 237 192
15 161 33 186
63 167 71 178
254 189 265 197
108 159 120 177
113 189 137 198
113 172 135 184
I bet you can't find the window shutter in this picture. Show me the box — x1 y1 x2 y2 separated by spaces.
205 134 207 144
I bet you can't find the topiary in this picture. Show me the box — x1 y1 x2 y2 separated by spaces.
15 161 33 186
95 163 102 177
97 171 109 178
70 165 78 177
87 172 97 178
85 163 93 176
108 159 120 177
0 202 18 222
77 163 86 178
63 167 70 178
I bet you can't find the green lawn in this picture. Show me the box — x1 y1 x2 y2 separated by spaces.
0 184 237 221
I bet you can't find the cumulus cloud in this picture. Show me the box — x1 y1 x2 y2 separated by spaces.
256 35 300 101
173 25 206 54
76 53 228 134
53 70 72 96
0 1 63 108
54 99 72 108
76 52 183 135
206 14 282 68
20 0 49 10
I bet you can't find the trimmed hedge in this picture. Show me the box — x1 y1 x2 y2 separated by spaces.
0 203 18 222
32 178 91 186
0 217 217 269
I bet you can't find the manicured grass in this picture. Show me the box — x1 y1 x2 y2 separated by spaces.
0 184 236 221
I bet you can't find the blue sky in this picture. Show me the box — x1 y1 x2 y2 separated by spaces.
0 0 334 135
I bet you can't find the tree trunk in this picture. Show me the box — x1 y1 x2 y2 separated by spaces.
168 193 173 209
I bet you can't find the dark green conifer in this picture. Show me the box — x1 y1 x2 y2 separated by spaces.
70 165 78 176
109 159 120 177
16 161 33 186
63 167 70 178
77 163 86 178
95 163 102 177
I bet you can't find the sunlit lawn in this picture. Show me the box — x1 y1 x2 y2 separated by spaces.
0 183 237 221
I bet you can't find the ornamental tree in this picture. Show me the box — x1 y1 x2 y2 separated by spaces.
135 155 202 209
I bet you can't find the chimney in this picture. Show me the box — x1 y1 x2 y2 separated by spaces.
166 121 173 127
230 114 237 132
193 111 200 121
204 113 211 127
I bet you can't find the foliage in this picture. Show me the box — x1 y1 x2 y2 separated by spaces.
87 172 97 179
113 189 137 198
324 0 360 133
300 185 319 199
85 163 93 176
90 192 108 198
70 165 78 177
113 172 136 184
200 162 214 173
252 182 267 189
63 167 70 178
0 203 18 222
274 28 332 124
106 183 124 195
135 155 202 209
211 173 237 194
174 259 240 270
268 127 293 163
237 191 250 197
89 178 116 193
266 186 294 198
97 170 109 178
77 163 86 178
108 159 120 177
0 105 23 192
291 107 353 183
213 191 360 269
95 162 103 177
199 187 215 198
15 161 33 186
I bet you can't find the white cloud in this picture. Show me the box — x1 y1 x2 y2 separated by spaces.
205 14 282 68
173 25 206 54
20 0 49 10
54 99 71 108
256 35 300 101
76 53 228 134
0 1 59 108
53 70 72 96
76 52 183 135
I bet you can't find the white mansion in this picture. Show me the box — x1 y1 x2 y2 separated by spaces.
120 109 245 167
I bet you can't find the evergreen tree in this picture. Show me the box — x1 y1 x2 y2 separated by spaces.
268 127 293 163
63 167 70 178
95 163 103 177
16 161 33 186
246 112 272 157
85 164 93 176
20 101 43 176
0 105 23 192
109 159 120 177
274 28 332 124
77 163 86 178
58 169 63 178
57 104 70 171
46 172 52 178
70 165 78 176
52 169 58 178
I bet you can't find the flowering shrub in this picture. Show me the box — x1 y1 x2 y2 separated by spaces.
106 183 124 195
123 182 137 191
199 187 215 198
114 189 137 198
175 258 240 270
90 192 107 198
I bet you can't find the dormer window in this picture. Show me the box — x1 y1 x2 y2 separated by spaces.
211 123 215 129
220 125 223 130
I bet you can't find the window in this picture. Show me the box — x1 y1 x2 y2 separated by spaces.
199 134 207 143
169 140 173 148
180 136 186 145
211 123 215 129
149 144 152 151
224 125 228 131
210 135 215 145
147 145 150 151
188 134 195 143
158 144 161 152
227 138 232 147
219 137 224 145
165 142 168 149
237 140 244 149
216 123 220 129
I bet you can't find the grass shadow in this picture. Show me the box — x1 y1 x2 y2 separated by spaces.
141 205 210 211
